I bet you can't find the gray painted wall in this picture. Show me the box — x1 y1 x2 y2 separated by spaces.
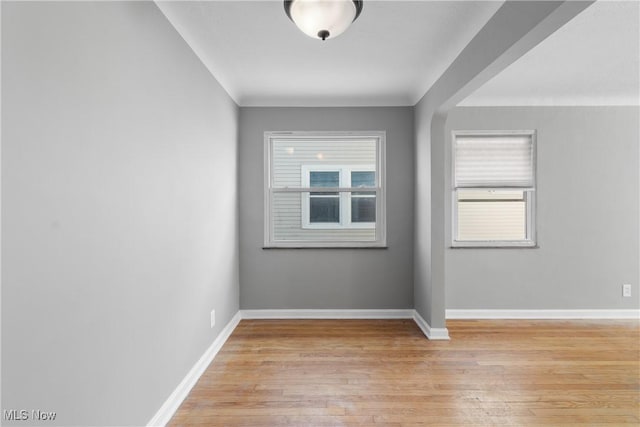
445 106 640 310
2 2 239 426
239 107 414 309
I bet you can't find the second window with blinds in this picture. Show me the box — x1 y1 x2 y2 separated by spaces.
452 131 536 247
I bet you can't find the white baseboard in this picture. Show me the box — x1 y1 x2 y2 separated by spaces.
241 309 449 339
446 309 640 319
413 311 450 340
147 311 242 427
240 309 415 319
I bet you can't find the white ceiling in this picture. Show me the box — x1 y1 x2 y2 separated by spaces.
157 0 503 106
158 0 639 107
460 0 640 106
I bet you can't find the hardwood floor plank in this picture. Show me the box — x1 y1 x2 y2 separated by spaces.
168 319 639 426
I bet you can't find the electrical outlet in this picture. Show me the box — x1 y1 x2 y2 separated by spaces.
210 310 216 328
622 284 632 297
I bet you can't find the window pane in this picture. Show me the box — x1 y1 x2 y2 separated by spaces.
310 171 339 187
310 171 338 196
351 171 375 187
456 190 527 241
351 196 376 223
310 197 340 223
352 171 375 196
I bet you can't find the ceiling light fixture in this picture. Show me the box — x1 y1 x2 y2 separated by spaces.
284 0 363 41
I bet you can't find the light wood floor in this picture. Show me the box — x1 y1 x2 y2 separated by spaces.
169 319 640 426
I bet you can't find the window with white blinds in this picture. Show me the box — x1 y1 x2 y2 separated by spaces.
452 131 536 247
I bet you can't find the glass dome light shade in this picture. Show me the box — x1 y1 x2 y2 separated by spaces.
285 0 362 41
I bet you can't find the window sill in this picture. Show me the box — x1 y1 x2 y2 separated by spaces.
449 244 539 249
263 245 388 250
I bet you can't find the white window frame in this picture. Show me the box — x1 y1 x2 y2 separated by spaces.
264 131 386 248
451 130 537 248
301 165 376 230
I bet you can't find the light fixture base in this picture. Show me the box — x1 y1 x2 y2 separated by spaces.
284 0 364 41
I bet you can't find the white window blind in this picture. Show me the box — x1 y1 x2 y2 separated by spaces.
454 135 534 188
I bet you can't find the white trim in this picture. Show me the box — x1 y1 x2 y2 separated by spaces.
446 309 640 320
451 239 536 248
301 164 376 230
147 311 242 427
457 96 640 107
240 309 414 320
242 309 450 340
263 132 272 249
264 240 387 249
413 311 450 340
